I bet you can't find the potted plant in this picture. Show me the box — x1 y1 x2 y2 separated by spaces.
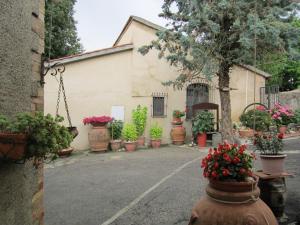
270 103 294 134
132 105 147 146
0 112 73 161
83 116 113 152
192 111 214 147
253 131 286 174
172 110 185 125
150 123 163 148
108 120 123 151
122 123 138 152
239 109 272 135
189 143 277 225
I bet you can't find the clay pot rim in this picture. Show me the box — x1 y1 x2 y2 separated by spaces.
110 139 122 143
260 154 287 159
124 141 137 144
151 139 161 141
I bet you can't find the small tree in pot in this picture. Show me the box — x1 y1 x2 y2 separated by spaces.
132 105 147 146
192 111 214 147
122 123 138 152
150 123 163 148
108 120 123 151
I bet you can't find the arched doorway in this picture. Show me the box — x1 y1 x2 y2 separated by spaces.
186 83 209 119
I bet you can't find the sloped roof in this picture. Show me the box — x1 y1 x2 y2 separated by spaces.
239 64 271 78
48 44 134 66
113 15 165 47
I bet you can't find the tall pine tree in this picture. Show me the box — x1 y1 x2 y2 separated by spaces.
139 0 300 141
45 0 83 59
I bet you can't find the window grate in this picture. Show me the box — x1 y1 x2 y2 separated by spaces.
151 93 168 117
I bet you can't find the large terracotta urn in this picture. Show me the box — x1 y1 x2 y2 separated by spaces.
188 177 278 225
88 122 110 152
170 125 186 145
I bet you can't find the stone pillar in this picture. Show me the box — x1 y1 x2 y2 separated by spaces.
0 1 45 225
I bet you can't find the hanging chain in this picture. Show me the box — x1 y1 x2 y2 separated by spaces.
60 74 72 127
55 74 62 116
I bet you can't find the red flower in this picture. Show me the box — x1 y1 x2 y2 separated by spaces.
201 158 207 168
233 157 241 164
223 153 231 162
278 133 284 139
222 169 230 176
239 168 246 174
214 162 219 169
211 171 218 178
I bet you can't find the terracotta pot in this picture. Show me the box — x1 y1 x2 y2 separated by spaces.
88 124 110 152
0 133 27 160
151 139 161 148
110 140 121 151
238 129 254 138
137 136 145 147
170 125 186 145
124 141 137 152
188 177 277 225
197 133 207 147
57 147 73 157
172 117 183 125
278 125 287 134
68 126 79 139
260 154 287 175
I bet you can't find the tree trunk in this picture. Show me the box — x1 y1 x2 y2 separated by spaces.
218 63 233 143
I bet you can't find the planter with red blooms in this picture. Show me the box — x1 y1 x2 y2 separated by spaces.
83 116 113 152
188 142 277 225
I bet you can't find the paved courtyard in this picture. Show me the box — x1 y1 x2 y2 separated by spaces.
44 138 300 225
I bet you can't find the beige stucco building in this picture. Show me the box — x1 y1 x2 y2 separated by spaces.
45 16 270 150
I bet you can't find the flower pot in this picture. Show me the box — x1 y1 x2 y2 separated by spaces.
57 147 73 157
88 123 110 152
197 133 207 147
151 139 161 148
238 129 254 138
0 133 27 160
188 177 277 225
137 136 145 147
172 117 183 125
68 126 79 139
124 141 137 152
170 125 186 145
260 154 287 175
110 140 121 151
278 125 287 134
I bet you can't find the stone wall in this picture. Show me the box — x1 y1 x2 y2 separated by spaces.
279 89 300 110
0 1 45 225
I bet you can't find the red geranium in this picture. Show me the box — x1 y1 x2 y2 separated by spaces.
83 116 113 125
202 142 255 181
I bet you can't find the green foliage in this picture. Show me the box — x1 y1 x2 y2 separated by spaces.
150 123 163 140
173 110 185 118
293 109 300 124
0 112 73 160
192 111 214 136
45 0 83 59
108 120 123 140
239 109 272 131
122 123 138 142
132 105 148 136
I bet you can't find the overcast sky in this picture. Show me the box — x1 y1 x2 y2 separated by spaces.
74 0 168 52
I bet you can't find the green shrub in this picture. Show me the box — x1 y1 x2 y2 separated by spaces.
192 111 214 136
0 112 73 160
294 109 300 124
150 123 163 140
122 123 138 142
132 105 147 136
108 120 123 140
240 109 272 131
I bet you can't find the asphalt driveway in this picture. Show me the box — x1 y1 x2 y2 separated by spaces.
44 138 300 225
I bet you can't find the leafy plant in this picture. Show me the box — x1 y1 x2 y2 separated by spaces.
150 123 163 140
239 109 272 132
201 143 255 181
108 120 123 140
293 109 300 124
0 112 73 160
132 105 147 136
173 110 185 118
253 132 284 155
192 111 214 136
122 123 138 142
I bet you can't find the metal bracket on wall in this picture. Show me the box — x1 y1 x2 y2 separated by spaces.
40 60 65 86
